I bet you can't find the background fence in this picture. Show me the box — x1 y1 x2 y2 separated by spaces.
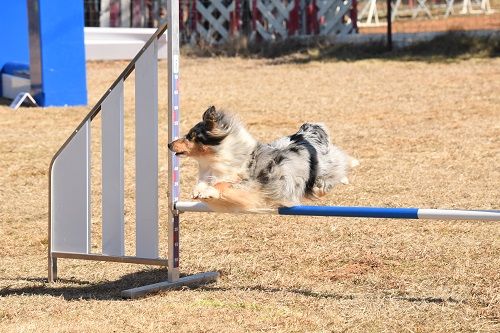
84 0 499 46
358 0 498 34
84 0 358 44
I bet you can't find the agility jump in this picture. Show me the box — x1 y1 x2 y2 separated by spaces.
48 0 499 299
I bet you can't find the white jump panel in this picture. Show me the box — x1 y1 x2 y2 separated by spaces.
135 39 159 259
51 121 91 254
101 80 125 256
84 27 168 60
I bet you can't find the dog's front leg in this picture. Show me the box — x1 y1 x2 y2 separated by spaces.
199 182 263 212
192 182 220 199
192 167 221 199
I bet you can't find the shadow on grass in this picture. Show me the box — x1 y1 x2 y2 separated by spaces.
198 285 356 301
184 31 500 63
0 97 12 106
0 269 172 301
198 285 461 304
0 270 461 304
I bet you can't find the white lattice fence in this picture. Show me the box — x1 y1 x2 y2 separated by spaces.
196 0 238 44
316 0 355 35
252 0 299 41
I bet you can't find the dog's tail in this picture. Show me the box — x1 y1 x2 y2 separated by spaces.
340 155 359 185
349 156 360 168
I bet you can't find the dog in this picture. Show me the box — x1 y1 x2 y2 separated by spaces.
168 106 358 212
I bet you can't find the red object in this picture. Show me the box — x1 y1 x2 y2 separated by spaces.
350 0 358 33
288 0 301 36
230 0 241 35
252 0 258 32
307 0 319 35
132 0 142 27
192 0 199 31
251 0 262 42
110 0 120 27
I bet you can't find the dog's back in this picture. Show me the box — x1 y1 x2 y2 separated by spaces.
248 123 354 206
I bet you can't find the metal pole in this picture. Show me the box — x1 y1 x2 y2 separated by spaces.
167 0 181 282
175 201 500 221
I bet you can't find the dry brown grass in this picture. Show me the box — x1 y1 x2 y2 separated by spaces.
0 56 499 332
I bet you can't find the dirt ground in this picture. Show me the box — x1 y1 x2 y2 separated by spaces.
360 12 500 34
0 55 499 332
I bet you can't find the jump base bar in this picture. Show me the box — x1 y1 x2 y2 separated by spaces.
121 271 219 299
175 202 500 221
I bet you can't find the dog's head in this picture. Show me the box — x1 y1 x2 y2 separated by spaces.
168 106 231 158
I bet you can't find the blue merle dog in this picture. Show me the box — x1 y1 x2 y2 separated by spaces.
168 106 358 212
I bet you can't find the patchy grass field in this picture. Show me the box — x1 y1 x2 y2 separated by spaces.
0 55 499 332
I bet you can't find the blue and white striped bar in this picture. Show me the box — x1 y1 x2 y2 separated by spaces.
175 201 500 221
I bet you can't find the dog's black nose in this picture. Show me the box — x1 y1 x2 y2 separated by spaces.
167 142 172 150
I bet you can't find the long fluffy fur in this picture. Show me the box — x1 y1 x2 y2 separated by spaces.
168 106 358 212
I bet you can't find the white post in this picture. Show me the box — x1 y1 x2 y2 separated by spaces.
121 0 131 27
100 0 111 26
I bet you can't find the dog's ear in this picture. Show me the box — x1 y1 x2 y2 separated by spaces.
202 106 219 129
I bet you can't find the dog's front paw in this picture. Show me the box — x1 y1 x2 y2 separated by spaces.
192 183 220 200
197 186 220 200
192 182 208 199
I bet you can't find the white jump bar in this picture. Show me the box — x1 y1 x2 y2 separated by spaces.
175 201 500 221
